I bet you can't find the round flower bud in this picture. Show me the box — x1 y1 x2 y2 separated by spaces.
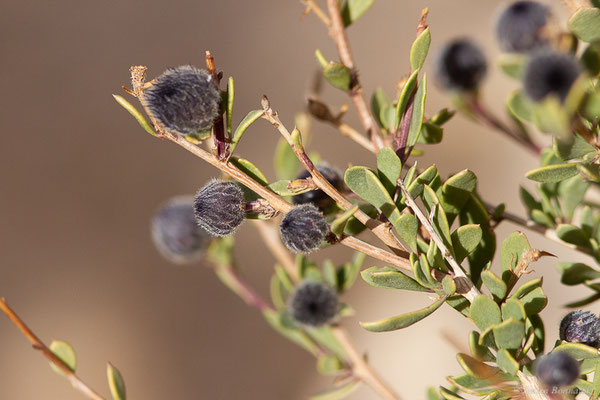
288 280 338 327
293 164 343 210
435 39 487 92
534 352 580 389
523 51 581 102
151 196 210 264
280 204 329 254
559 310 600 348
194 180 245 237
495 1 551 53
144 65 221 135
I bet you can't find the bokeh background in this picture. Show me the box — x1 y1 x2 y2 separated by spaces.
0 0 589 399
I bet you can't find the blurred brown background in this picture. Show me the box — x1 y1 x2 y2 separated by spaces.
0 0 589 399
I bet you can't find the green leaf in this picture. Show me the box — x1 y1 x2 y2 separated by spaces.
371 88 392 129
427 386 443 400
451 224 483 264
553 342 600 360
418 122 444 144
407 75 427 148
305 326 347 359
496 349 519 375
531 209 555 228
526 163 579 183
439 386 467 400
309 381 361 400
558 175 589 220
500 232 531 284
337 257 362 292
556 224 590 247
501 298 526 321
531 97 570 137
459 195 496 285
316 354 345 376
442 276 457 295
340 0 375 27
377 146 402 195
519 286 547 315
510 278 543 299
410 28 431 71
331 205 359 238
469 331 494 362
323 63 352 91
493 318 525 350
360 296 446 332
568 8 600 42
554 135 596 161
263 309 319 355
439 169 478 222
270 274 287 310
226 77 234 136
481 270 507 302
107 363 126 400
506 90 533 121
585 90 600 121
430 108 455 126
344 166 403 229
447 373 496 395
230 157 268 201
361 266 429 291
230 110 263 153
470 295 501 331
112 94 157 136
274 138 298 180
396 213 418 252
527 314 545 355
49 340 76 375
498 55 526 79
394 69 420 131
557 262 600 285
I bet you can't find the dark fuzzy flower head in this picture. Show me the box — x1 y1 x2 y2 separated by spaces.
288 280 338 327
193 180 245 237
534 352 580 389
151 196 210 264
559 310 600 348
435 39 487 92
144 65 221 135
495 1 551 53
293 164 343 210
523 51 581 102
280 204 329 254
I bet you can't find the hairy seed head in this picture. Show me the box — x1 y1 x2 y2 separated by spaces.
288 280 338 327
144 65 221 135
194 180 245 237
559 310 600 348
151 196 210 264
495 1 551 53
523 51 581 102
534 352 580 389
280 204 329 254
293 164 343 211
435 38 487 92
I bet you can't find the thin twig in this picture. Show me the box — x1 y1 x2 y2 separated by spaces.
469 97 542 155
0 299 106 400
337 122 376 153
302 0 331 26
261 96 410 260
398 180 480 302
325 0 384 152
213 262 274 312
331 325 402 400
